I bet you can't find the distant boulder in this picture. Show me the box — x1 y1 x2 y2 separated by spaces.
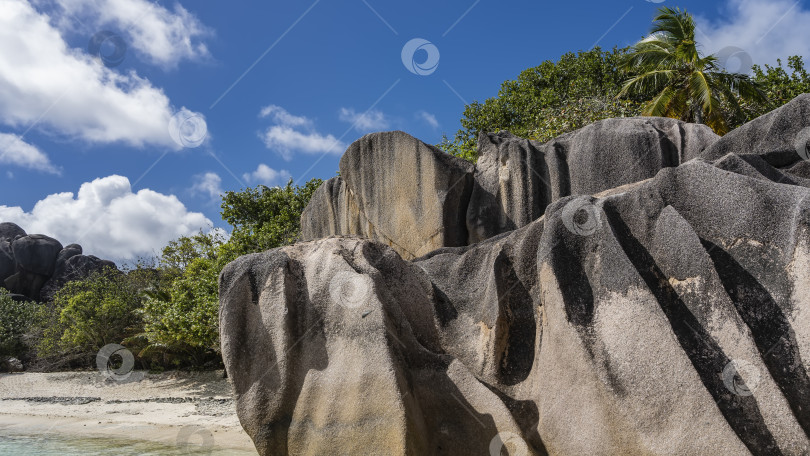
40 254 117 302
0 222 117 301
0 222 25 242
0 241 14 285
11 234 63 276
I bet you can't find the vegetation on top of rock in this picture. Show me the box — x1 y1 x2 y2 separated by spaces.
442 6 810 162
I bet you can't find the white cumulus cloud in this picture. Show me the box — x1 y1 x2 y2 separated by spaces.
259 105 346 160
242 164 291 187
51 0 212 68
0 0 201 149
695 0 810 71
338 107 389 132
190 172 223 200
0 133 59 174
0 175 213 261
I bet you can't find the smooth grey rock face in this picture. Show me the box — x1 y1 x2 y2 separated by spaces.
301 131 475 260
226 96 810 456
701 93 810 167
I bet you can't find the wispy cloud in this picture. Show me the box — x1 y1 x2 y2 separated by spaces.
416 110 439 129
51 0 212 69
259 105 346 159
0 133 59 174
242 164 291 187
338 107 389 132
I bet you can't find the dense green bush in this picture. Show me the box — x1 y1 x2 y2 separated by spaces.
37 268 141 364
221 178 323 256
0 294 38 359
441 47 644 161
441 37 809 162
134 179 323 369
138 233 223 368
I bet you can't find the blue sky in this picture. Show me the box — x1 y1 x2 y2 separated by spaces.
1 0 808 262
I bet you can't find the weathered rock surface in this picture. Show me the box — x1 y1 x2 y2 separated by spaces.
301 131 475 259
467 118 719 242
701 93 810 169
0 222 117 301
303 120 718 249
225 95 810 455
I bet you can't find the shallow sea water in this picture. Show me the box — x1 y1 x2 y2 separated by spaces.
0 430 257 456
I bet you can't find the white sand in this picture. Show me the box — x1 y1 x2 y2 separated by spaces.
0 370 256 453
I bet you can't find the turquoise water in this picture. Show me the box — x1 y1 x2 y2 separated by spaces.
0 430 257 456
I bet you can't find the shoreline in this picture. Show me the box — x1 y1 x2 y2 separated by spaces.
0 370 256 454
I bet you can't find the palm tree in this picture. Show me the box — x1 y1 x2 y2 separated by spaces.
617 7 769 134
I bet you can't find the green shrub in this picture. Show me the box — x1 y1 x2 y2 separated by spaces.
0 294 38 359
38 268 142 361
140 255 220 367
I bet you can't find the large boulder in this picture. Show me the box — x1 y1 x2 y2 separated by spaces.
223 156 810 455
301 131 476 259
0 222 25 242
220 237 530 455
0 228 117 301
11 234 63 276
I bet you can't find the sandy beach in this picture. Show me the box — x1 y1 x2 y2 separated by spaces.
0 370 257 454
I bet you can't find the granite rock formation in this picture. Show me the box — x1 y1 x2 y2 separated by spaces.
221 95 810 455
0 222 116 301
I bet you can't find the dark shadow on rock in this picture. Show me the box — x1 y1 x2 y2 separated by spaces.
493 250 535 385
603 205 782 456
702 239 810 439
